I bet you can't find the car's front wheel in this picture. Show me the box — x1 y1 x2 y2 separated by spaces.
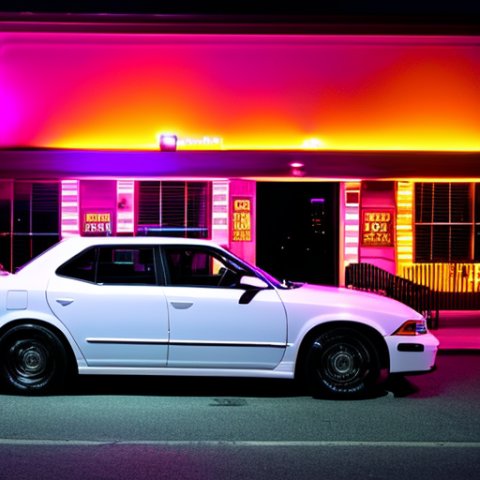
0 324 68 395
305 327 381 399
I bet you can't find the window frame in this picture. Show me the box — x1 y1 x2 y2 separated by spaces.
137 180 211 239
414 182 476 263
159 244 258 289
56 245 162 286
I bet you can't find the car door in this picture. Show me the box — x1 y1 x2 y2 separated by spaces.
46 245 169 368
161 245 287 369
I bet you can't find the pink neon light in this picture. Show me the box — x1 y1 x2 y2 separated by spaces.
116 180 135 233
60 180 80 238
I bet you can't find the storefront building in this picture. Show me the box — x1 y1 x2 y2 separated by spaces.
1 14 479 296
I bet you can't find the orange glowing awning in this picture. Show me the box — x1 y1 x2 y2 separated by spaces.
0 20 479 152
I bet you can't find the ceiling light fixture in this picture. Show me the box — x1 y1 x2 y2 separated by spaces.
159 134 178 152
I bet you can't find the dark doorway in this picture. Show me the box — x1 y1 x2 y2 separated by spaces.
256 182 339 285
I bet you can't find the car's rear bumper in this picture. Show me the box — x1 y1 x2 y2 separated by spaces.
386 332 439 374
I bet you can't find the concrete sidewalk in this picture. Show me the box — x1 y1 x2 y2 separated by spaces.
431 310 480 351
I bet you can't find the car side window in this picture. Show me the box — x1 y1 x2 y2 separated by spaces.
96 247 156 285
163 246 241 288
56 247 97 282
57 246 157 285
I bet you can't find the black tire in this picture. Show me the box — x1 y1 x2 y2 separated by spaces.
305 327 381 399
0 324 68 395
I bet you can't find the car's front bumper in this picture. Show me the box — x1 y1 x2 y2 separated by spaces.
386 332 439 374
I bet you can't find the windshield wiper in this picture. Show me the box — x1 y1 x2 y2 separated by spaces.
281 279 303 289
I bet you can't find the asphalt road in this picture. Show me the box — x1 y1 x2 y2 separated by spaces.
1 352 479 480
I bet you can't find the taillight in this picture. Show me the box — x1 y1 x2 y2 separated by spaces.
393 320 428 336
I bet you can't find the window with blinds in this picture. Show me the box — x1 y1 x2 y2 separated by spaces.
13 181 60 268
137 181 210 238
414 183 478 262
32 183 60 233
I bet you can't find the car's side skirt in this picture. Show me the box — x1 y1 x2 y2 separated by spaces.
77 365 295 379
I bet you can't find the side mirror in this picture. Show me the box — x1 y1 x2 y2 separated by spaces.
239 275 269 290
238 276 269 304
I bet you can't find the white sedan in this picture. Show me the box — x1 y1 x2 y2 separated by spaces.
0 237 439 399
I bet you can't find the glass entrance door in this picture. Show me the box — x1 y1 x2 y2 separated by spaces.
256 182 339 285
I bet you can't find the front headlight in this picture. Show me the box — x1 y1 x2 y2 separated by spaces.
393 319 428 336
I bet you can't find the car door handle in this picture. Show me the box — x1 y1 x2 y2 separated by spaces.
170 302 193 310
56 298 74 307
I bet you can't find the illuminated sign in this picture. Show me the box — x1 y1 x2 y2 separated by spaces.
361 210 394 247
177 136 223 150
232 198 252 242
83 212 112 235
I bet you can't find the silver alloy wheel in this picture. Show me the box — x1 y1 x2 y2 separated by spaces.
0 324 68 394
9 339 50 384
306 327 380 399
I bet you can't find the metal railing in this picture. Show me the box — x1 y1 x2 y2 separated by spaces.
401 263 480 310
345 263 439 329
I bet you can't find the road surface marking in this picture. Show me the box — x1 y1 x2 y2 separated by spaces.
0 439 479 448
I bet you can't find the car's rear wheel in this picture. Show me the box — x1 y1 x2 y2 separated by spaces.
0 324 68 395
305 327 381 399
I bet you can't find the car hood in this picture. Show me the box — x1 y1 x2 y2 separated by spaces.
276 283 423 321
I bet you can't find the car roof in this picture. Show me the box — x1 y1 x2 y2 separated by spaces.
15 236 226 276
59 236 220 247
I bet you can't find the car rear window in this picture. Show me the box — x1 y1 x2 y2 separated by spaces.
56 247 97 282
56 246 157 285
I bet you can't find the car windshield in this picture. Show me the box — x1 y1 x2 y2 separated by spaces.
219 247 299 289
